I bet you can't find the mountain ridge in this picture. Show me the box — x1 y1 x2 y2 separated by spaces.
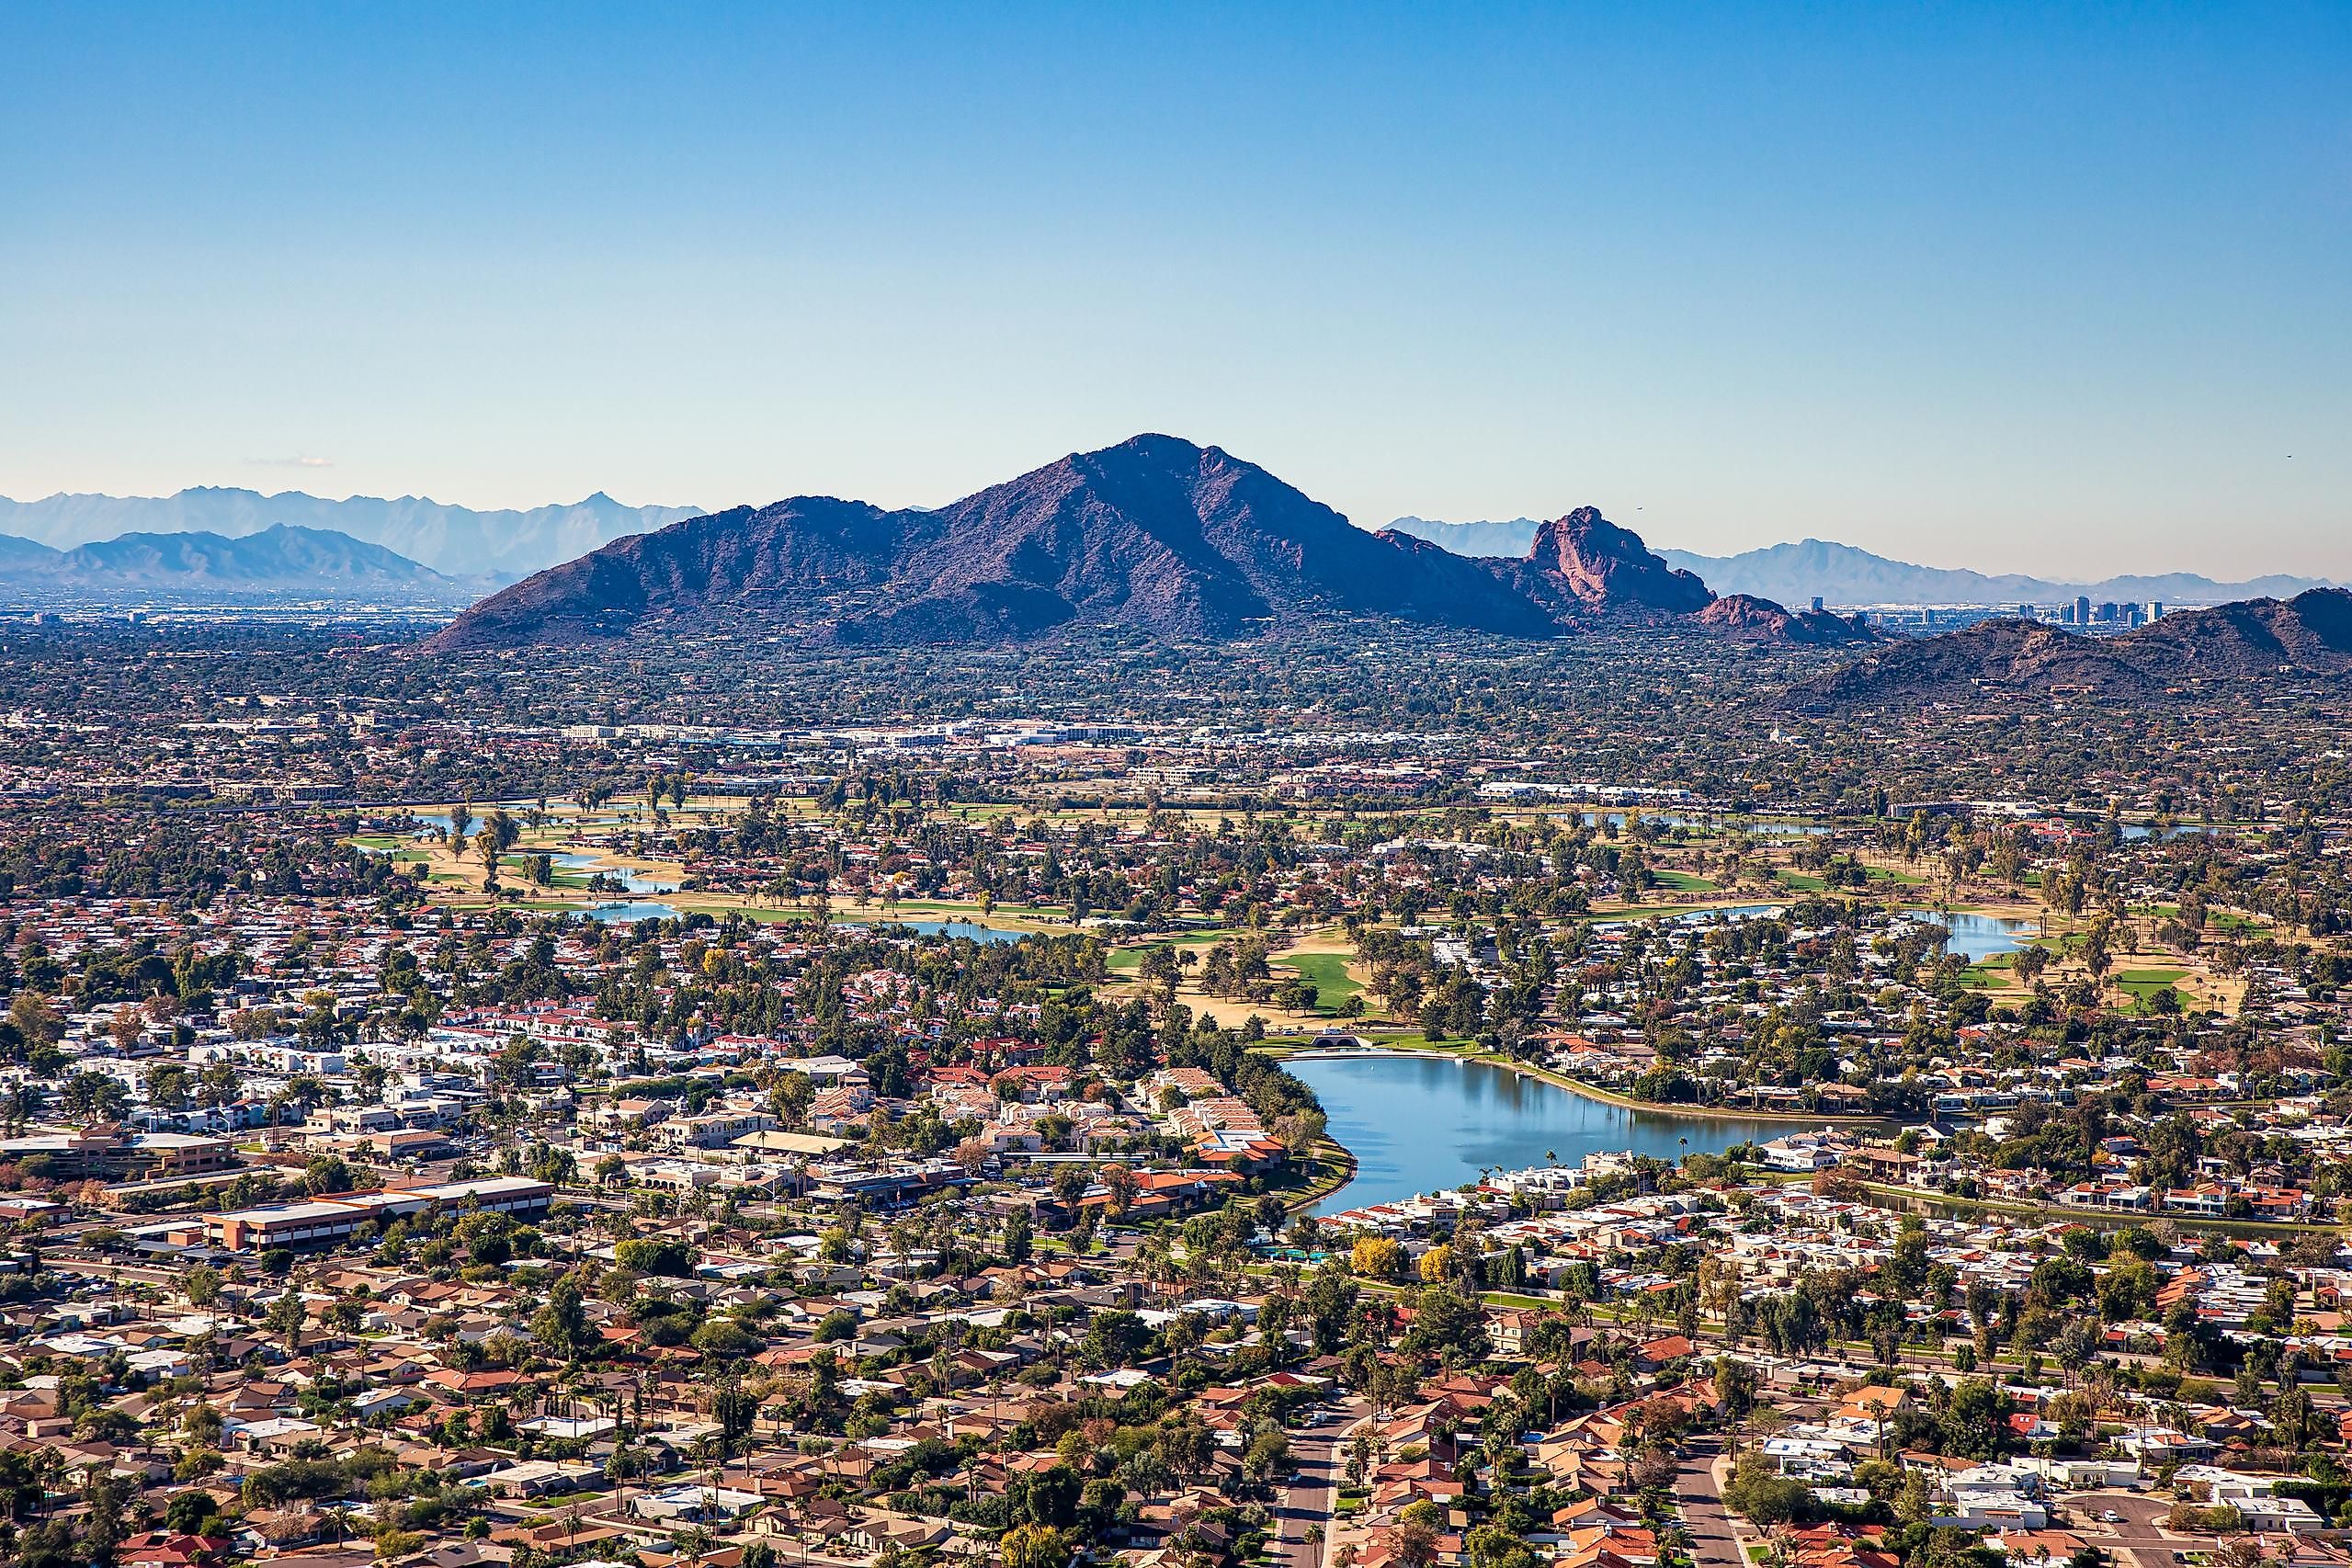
1387 517 2332 605
426 436 1869 653
0 488 704 579
0 524 483 604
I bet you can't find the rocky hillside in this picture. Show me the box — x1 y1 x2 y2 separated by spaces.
426 436 1861 652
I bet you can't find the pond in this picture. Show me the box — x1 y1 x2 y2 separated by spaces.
584 901 683 923
1918 911 2040 961
1289 1052 1795 1216
883 920 1026 944
1579 811 1699 830
550 851 676 894
835 919 1028 944
2119 823 2211 842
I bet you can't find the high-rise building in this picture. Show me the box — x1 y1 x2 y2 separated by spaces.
2074 595 2092 626
2146 601 2165 621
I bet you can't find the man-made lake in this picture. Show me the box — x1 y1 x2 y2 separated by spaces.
551 852 676 893
1289 1053 1794 1216
837 919 1027 944
1923 911 2040 961
892 920 1024 944
586 901 683 923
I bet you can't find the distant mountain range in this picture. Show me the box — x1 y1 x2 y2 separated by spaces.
9 486 2325 613
427 435 1870 653
1387 517 1546 559
0 524 482 605
1388 518 2333 606
0 488 703 579
1791 589 2352 708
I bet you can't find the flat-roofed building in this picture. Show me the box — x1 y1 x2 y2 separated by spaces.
0 1129 235 1181
166 1176 554 1252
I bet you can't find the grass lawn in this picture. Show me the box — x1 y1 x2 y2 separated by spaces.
1961 954 2021 989
1280 950 1362 1005
1775 869 1827 891
496 854 594 888
1650 870 1719 892
2115 967 2187 997
1958 959 2012 990
2143 903 2262 932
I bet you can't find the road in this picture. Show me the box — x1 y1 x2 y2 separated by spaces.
1270 1401 1366 1568
2067 1490 2187 1568
1676 1438 1748 1568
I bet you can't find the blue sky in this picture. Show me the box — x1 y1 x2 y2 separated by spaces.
2 3 2346 577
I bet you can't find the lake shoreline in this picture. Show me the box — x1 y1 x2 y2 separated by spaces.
1287 1051 1829 1217
1278 1043 1893 1126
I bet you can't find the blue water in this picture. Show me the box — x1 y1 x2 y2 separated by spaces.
1923 912 2039 961
585 901 682 923
1290 1054 1790 1215
897 920 1024 944
551 852 676 893
842 919 1026 944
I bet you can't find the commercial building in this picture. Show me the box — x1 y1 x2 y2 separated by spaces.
157 1176 554 1253
0 1129 235 1181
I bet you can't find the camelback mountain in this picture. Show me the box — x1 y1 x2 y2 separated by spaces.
426 436 1869 652
1791 587 2352 708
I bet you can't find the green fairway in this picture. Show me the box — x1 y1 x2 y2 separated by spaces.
2116 967 2187 997
1279 950 1362 1005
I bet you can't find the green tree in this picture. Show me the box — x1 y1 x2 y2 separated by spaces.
1722 1457 1812 1524
266 1290 307 1355
1401 1281 1491 1367
530 1274 596 1362
59 1071 130 1124
1000 1525 1072 1568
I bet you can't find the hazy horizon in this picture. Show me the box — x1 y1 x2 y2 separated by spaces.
4 6 2345 579
0 473 2335 591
